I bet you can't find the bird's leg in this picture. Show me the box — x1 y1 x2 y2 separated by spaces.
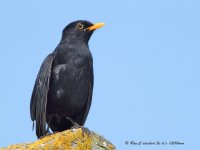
45 123 51 135
66 117 90 137
45 119 59 136
37 123 52 139
66 117 79 127
39 128 52 139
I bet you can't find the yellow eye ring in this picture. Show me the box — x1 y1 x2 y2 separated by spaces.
76 23 84 30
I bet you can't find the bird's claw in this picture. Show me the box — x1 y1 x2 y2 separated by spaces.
71 125 91 137
66 117 90 137
80 126 91 137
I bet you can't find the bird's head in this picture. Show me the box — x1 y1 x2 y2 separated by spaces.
61 20 105 44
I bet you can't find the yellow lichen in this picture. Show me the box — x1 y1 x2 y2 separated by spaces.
0 129 92 150
0 128 115 150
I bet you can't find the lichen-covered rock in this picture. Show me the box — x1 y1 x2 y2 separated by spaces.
0 128 116 150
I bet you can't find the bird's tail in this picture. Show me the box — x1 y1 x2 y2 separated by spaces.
32 121 34 131
35 96 47 138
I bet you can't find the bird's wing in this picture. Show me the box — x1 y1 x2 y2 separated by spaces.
30 53 54 138
80 57 94 124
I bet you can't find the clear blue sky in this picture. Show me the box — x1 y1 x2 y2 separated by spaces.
0 0 200 149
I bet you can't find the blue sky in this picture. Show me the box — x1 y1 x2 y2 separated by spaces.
0 0 200 149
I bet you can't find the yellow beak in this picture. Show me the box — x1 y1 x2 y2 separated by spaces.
86 23 105 31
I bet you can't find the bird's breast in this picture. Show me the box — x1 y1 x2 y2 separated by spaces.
52 56 89 81
47 54 92 116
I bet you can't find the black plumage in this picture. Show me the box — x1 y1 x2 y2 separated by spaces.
30 20 104 138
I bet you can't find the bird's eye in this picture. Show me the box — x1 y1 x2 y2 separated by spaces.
76 23 84 30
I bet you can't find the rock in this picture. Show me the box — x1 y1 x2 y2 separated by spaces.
0 128 116 150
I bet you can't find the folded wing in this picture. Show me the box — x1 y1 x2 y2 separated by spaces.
30 53 54 138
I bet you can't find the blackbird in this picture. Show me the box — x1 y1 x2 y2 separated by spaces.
30 20 104 138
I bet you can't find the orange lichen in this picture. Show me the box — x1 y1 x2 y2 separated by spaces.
0 128 115 150
1 129 92 150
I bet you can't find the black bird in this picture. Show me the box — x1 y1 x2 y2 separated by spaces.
30 20 104 138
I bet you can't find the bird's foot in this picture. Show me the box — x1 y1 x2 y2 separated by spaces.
39 132 51 139
40 131 59 139
66 117 91 137
53 131 60 134
71 126 91 137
